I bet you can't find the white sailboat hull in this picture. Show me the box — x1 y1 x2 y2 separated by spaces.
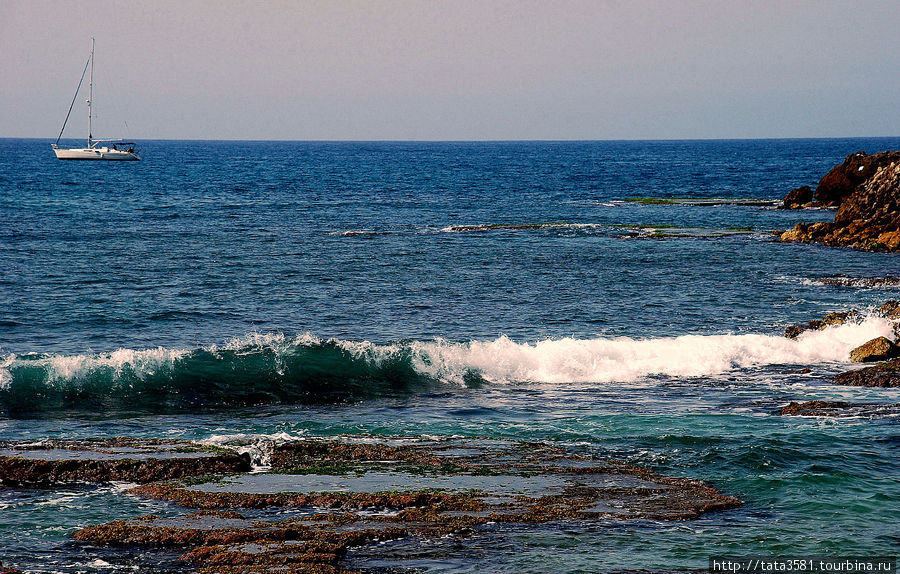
53 146 140 161
53 39 140 162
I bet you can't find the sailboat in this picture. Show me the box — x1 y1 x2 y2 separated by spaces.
52 38 140 161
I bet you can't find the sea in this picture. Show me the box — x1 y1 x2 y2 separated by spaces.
1 137 898 572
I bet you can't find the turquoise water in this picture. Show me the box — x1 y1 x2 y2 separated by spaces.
1 138 898 572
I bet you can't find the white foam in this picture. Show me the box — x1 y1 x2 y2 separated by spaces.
398 315 895 385
0 353 14 388
1 315 894 393
197 431 308 470
0 347 189 390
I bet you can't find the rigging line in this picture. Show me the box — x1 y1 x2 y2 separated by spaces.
55 55 91 146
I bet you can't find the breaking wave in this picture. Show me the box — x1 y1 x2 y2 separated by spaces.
0 316 893 413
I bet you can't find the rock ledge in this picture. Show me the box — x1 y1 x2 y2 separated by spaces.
780 151 900 251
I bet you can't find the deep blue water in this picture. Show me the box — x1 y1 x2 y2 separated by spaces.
1 138 899 572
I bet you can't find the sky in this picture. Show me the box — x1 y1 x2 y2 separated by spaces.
1 0 898 141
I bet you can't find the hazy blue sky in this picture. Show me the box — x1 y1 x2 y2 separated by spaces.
2 0 898 140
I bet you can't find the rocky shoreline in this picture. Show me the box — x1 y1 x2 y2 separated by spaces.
0 438 251 488
778 151 900 251
777 300 900 417
0 436 741 573
784 300 900 373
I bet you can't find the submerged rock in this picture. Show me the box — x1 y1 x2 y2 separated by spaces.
778 400 898 417
0 438 251 487
779 152 900 251
779 400 851 415
849 336 900 363
70 435 741 573
833 359 900 387
816 276 900 288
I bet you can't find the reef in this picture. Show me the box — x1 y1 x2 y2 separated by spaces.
779 151 900 251
624 197 779 206
778 400 899 417
816 275 900 288
0 438 251 487
0 435 741 573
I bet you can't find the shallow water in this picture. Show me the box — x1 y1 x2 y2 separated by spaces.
1 138 899 572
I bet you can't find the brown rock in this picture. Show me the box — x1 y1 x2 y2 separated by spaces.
849 336 899 363
876 230 900 250
780 226 808 243
780 152 900 252
819 277 900 288
821 311 851 327
0 439 252 488
778 400 898 416
784 311 851 339
781 185 813 209
816 151 900 206
784 325 805 339
779 401 850 415
69 436 742 572
834 161 900 224
833 359 900 387
878 299 900 319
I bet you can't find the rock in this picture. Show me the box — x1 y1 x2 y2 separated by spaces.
878 299 900 320
70 435 742 572
849 336 900 363
779 400 852 415
777 400 898 417
785 303 900 347
780 152 900 251
0 438 251 487
815 150 900 206
779 226 807 243
833 359 900 387
818 276 900 288
834 160 900 223
784 311 852 339
780 185 813 209
875 300 900 340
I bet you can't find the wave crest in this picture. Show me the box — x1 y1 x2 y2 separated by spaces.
1 316 893 413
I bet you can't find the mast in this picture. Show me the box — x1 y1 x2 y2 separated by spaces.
87 37 94 148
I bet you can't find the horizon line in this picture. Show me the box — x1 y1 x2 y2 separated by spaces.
4 135 900 144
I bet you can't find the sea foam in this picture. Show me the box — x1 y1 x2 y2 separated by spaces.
0 315 893 411
406 314 893 384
